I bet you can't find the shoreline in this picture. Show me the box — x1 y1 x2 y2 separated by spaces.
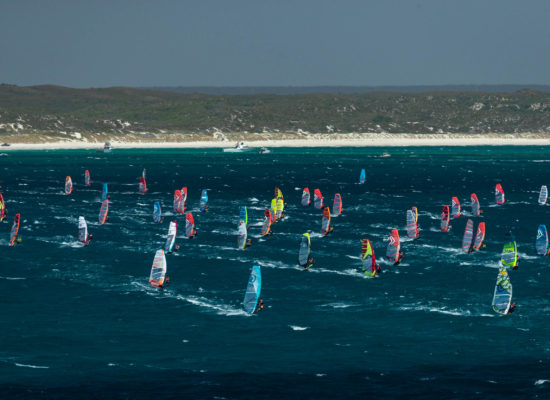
2 133 550 150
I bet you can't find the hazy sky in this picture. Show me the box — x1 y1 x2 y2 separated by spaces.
1 0 549 87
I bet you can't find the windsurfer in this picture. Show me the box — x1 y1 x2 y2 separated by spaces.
15 237 22 245
305 256 315 269
507 302 516 314
1 208 7 221
244 239 252 250
192 230 198 238
255 299 264 313
375 264 381 274
394 251 404 266
84 234 93 245
168 244 180 254
160 276 171 290
512 259 519 270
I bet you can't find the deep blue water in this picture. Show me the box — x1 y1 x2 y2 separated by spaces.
1 147 550 399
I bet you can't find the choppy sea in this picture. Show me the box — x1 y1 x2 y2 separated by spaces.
1 147 550 399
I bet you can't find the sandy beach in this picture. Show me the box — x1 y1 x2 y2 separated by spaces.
2 133 550 150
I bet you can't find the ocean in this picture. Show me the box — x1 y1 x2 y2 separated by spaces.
1 147 550 399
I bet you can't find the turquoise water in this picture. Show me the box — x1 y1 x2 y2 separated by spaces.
1 147 550 399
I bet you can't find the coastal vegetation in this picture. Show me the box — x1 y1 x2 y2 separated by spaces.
0 84 549 140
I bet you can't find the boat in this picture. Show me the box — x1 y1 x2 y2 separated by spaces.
501 233 518 269
185 213 195 238
153 202 162 223
96 141 112 153
9 214 20 246
440 205 450 232
386 229 400 263
492 267 512 315
243 265 262 314
321 207 331 235
149 249 167 287
98 199 109 224
64 176 73 195
470 193 481 216
261 209 272 236
313 189 323 209
298 233 312 268
462 219 474 253
237 221 248 249
199 189 208 212
361 238 377 277
301 188 311 206
258 147 271 154
451 197 461 219
472 222 485 251
539 185 548 205
536 224 548 256
84 170 91 186
164 221 177 252
223 141 252 152
359 169 366 184
406 209 419 239
78 216 90 244
101 183 108 201
332 193 342 215
495 184 505 205
139 176 147 194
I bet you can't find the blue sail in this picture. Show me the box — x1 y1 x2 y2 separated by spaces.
359 169 366 184
153 202 162 223
243 265 262 314
101 183 108 201
536 224 548 256
200 189 208 212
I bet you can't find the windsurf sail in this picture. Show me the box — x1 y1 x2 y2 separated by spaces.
359 169 366 184
274 187 283 199
149 249 167 287
451 196 461 218
65 176 73 194
386 229 400 263
539 185 548 205
321 207 331 235
332 193 342 215
200 189 208 212
411 206 418 222
243 265 262 314
261 209 272 236
139 177 147 194
492 267 512 315
101 183 108 201
536 224 548 256
78 216 88 243
9 213 20 246
239 206 248 226
142 168 146 179
298 233 311 267
270 198 277 222
301 188 311 206
470 193 481 216
276 197 284 220
98 199 109 224
153 201 162 223
500 235 518 268
84 170 91 186
406 209 418 239
461 219 474 253
185 213 195 238
174 190 184 213
361 238 376 277
0 193 5 221
181 187 188 204
313 189 323 209
472 222 485 251
164 221 177 252
440 205 450 232
495 183 505 205
237 221 247 249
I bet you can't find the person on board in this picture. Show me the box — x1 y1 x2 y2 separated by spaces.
191 229 198 239
512 258 520 270
244 239 252 250
304 256 315 269
394 251 404 266
15 237 22 245
84 234 93 246
507 302 516 314
1 208 7 222
168 244 180 254
375 263 382 274
255 299 264 313
159 276 171 290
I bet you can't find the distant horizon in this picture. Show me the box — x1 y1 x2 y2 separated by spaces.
3 82 550 95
